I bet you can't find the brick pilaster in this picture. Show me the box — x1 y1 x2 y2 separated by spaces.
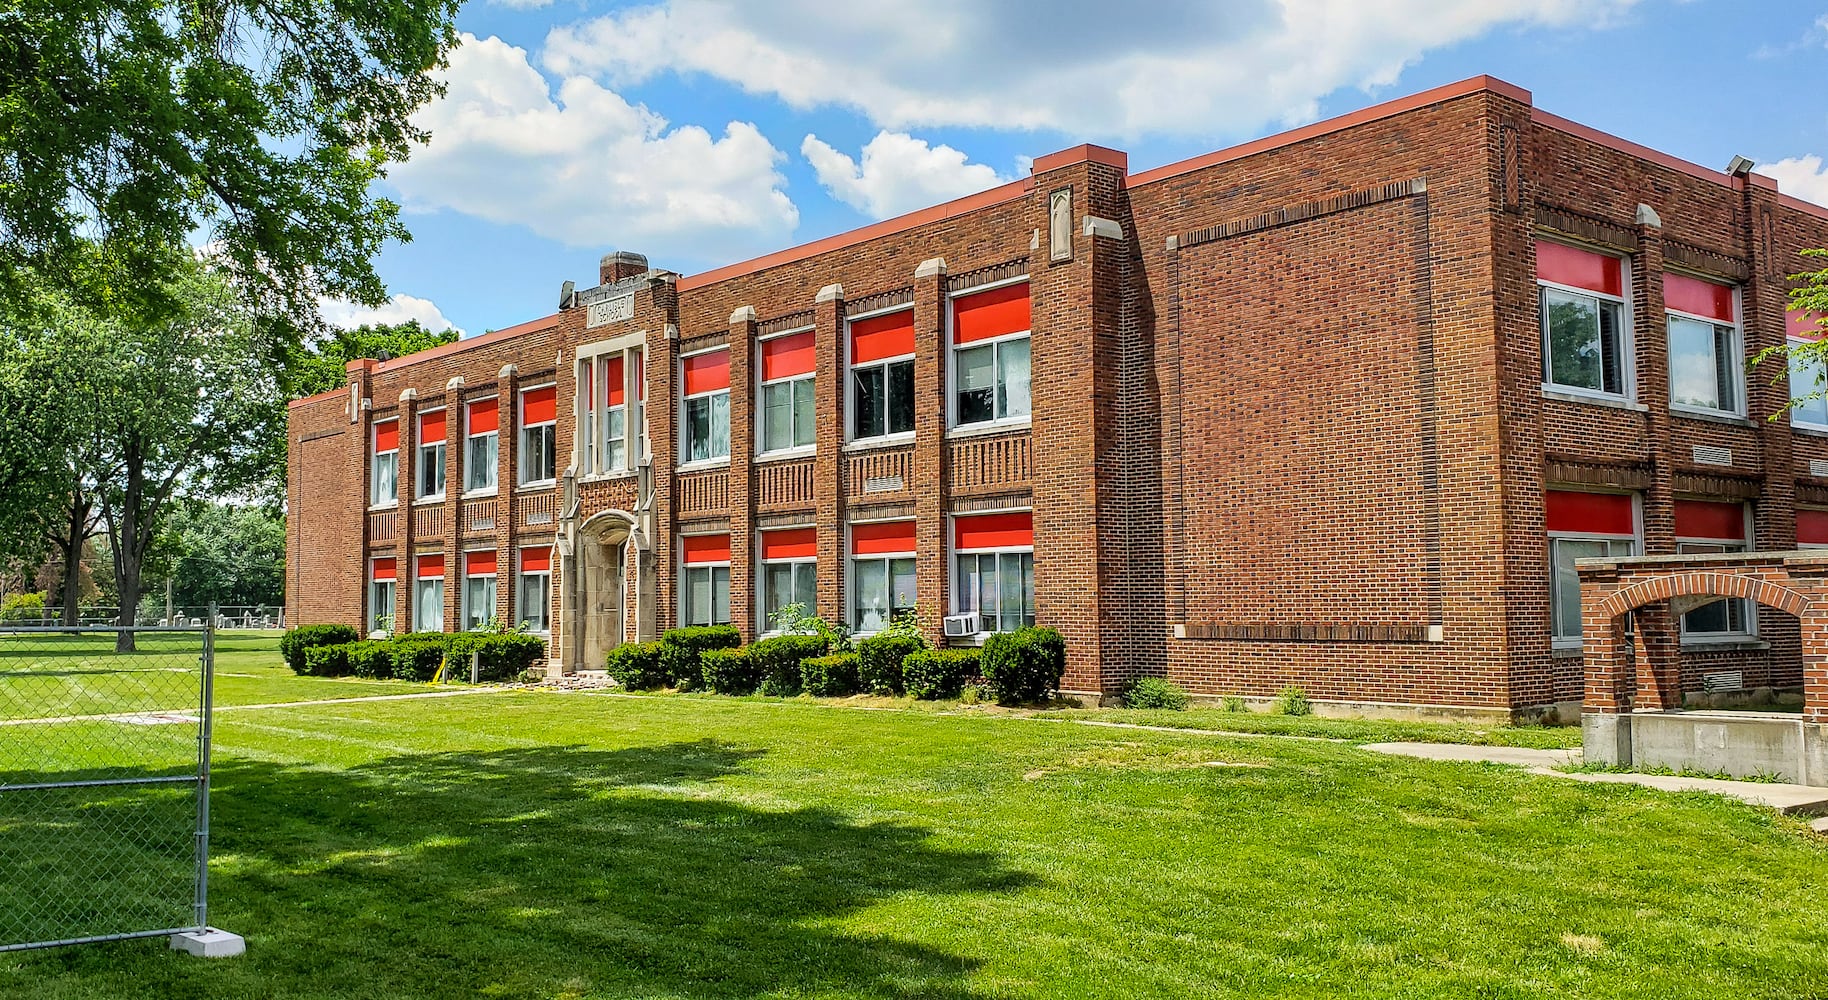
912 258 949 645
1741 176 1798 551
1632 211 1675 557
727 306 758 638
813 285 847 625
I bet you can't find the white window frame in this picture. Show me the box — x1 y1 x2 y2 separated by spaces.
518 382 557 487
757 530 818 635
947 276 1033 431
370 419 399 510
680 545 732 627
413 564 445 634
516 547 551 635
463 397 499 497
1666 287 1744 418
1676 504 1756 644
415 408 447 503
1547 492 1642 650
679 346 732 469
758 326 817 459
845 305 917 447
1538 266 1634 403
1788 336 1828 431
461 551 498 632
847 521 917 637
367 561 396 636
950 515 1035 637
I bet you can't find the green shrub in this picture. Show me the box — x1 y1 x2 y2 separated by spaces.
855 633 923 696
1 591 46 622
980 626 1067 705
279 624 361 675
346 640 395 680
1221 695 1248 713
902 648 980 700
1124 677 1189 710
444 632 546 682
661 625 742 691
389 633 453 681
801 652 861 697
1273 685 1313 716
750 634 827 697
603 641 669 691
302 642 354 677
701 646 760 695
959 682 990 705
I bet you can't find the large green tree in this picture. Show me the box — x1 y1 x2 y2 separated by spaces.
161 500 285 610
287 320 457 399
0 0 462 342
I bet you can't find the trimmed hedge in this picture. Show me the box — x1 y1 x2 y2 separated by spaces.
446 632 546 681
301 642 351 677
662 625 742 691
347 640 396 680
981 626 1067 705
801 652 860 697
902 649 980 700
855 633 922 696
604 641 669 691
280 624 360 675
390 633 454 681
701 646 760 695
750 634 828 697
293 632 547 683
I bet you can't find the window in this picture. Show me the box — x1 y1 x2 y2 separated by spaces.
519 385 556 485
952 512 1035 634
414 554 445 633
759 330 816 454
1675 500 1753 642
758 528 817 631
850 520 916 633
578 352 632 476
849 309 915 442
371 419 399 507
465 398 498 494
1538 241 1629 398
415 408 446 500
951 282 1031 427
1665 273 1741 415
681 533 731 626
462 550 497 631
1789 310 1828 429
632 347 646 463
1545 490 1638 647
368 558 397 635
518 546 552 633
1801 510 1828 550
682 349 731 464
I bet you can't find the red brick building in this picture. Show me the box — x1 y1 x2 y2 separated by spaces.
286 75 1828 721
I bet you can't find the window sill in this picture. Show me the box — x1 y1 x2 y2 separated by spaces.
413 496 445 506
579 471 638 484
1671 407 1752 427
1539 387 1647 413
462 489 500 500
1551 645 1585 658
845 433 916 453
755 447 815 464
517 479 558 491
1680 637 1768 652
677 459 731 474
945 634 990 647
368 503 399 513
946 418 1032 440
1792 423 1828 439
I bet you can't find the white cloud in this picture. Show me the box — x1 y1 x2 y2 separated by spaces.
542 0 1641 140
319 294 464 336
386 33 798 263
802 131 1008 219
1758 155 1828 208
490 0 552 8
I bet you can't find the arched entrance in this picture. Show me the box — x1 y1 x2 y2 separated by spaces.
572 510 636 671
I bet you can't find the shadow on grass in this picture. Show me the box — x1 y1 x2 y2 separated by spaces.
8 741 1028 999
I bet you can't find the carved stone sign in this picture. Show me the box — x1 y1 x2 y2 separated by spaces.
586 293 635 329
1049 186 1073 262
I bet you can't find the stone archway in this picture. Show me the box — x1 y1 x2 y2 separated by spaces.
572 510 636 671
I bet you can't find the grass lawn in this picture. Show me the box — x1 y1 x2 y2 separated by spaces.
3 636 1826 998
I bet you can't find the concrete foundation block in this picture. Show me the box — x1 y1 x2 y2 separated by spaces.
170 927 245 958
1582 714 1631 767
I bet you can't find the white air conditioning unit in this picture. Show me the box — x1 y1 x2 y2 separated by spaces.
942 614 979 637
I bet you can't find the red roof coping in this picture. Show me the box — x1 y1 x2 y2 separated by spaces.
1032 144 1129 173
1780 193 1828 222
286 386 347 410
1127 75 1532 188
1528 107 1742 193
367 312 562 375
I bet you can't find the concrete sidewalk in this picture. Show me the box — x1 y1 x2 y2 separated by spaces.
1361 742 1828 815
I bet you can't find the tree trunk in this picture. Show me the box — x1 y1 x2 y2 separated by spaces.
56 492 89 628
113 445 144 653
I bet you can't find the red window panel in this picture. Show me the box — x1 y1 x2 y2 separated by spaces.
682 533 732 564
371 557 396 582
1799 510 1828 546
465 550 497 577
417 409 445 442
850 310 915 363
1536 241 1623 297
468 399 498 434
1544 491 1634 536
374 419 399 453
683 349 731 395
520 546 552 573
605 355 626 407
760 528 817 560
852 520 916 555
954 512 1033 550
952 282 1031 345
1663 273 1735 323
1790 309 1824 343
417 554 444 579
761 331 816 381
1674 500 1745 542
522 386 556 424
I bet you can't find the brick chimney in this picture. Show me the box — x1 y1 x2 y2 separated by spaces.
600 251 649 286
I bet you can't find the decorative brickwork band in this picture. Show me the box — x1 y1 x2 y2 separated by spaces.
1532 204 1639 252
1178 622 1432 643
1180 178 1425 248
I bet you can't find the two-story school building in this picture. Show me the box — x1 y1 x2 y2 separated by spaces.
286 74 1828 721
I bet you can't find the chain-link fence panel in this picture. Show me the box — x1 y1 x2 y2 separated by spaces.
0 625 214 950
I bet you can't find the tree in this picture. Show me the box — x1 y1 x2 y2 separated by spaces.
287 320 457 399
162 500 285 609
0 0 462 344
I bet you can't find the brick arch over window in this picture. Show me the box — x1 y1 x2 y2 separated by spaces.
1595 572 1812 620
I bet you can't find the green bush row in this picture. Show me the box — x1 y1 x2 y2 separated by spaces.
288 628 545 682
280 624 361 674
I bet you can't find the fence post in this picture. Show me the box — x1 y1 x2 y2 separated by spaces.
168 606 244 957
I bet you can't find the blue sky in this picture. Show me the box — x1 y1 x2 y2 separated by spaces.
328 1 1828 337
